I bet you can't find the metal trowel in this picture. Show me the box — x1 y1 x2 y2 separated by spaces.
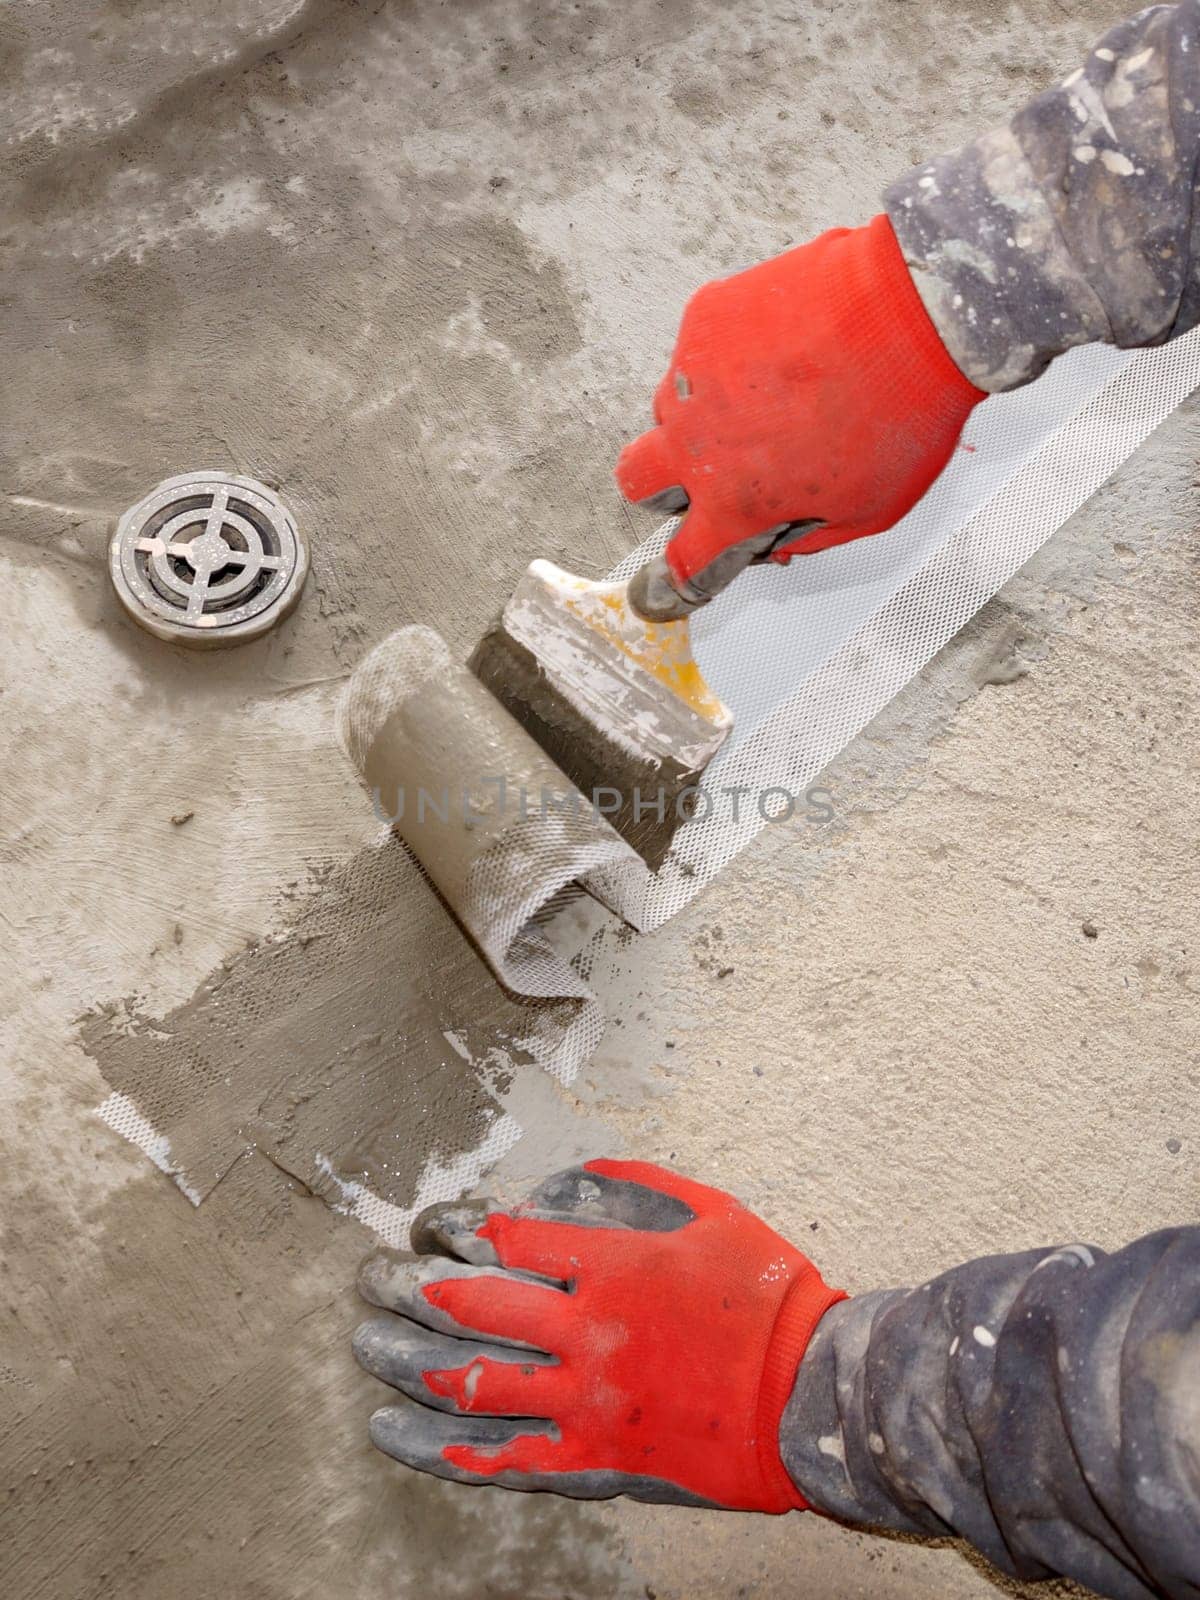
468 557 732 870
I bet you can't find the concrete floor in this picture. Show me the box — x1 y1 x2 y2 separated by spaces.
2 0 1196 1595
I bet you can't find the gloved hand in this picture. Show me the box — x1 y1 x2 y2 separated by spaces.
353 1159 845 1511
618 215 985 619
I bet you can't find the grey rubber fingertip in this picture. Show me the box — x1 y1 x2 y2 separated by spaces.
356 1250 412 1309
352 1314 420 1386
627 555 701 622
527 1167 609 1214
410 1200 500 1265
529 1166 693 1233
357 1254 559 1348
639 486 689 514
368 1397 554 1480
356 1252 465 1321
352 1314 466 1411
352 1312 555 1412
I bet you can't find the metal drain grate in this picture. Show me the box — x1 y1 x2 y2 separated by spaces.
110 471 308 647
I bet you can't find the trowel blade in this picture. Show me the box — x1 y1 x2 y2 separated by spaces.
468 560 732 869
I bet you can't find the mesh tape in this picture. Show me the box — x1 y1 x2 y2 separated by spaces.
336 623 450 775
96 1091 203 1206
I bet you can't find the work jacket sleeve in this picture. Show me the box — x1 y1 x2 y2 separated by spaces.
885 2 1200 391
782 1228 1200 1600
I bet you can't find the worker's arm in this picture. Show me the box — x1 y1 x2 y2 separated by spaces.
784 1229 1200 1600
622 1 1200 618
353 1162 1200 1600
888 0 1200 392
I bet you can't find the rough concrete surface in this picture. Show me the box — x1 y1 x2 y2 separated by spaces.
1 0 1196 1596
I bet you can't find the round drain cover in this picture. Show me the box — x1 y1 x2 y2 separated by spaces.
110 471 307 647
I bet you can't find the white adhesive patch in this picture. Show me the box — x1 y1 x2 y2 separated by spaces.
97 1091 203 1207
313 1109 524 1245
98 1084 523 1249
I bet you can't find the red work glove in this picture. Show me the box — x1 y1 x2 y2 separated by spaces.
618 215 985 619
353 1159 846 1511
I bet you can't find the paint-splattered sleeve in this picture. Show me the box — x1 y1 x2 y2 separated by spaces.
885 3 1200 390
782 1229 1200 1600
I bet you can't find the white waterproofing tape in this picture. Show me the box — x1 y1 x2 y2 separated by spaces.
100 329 1200 1230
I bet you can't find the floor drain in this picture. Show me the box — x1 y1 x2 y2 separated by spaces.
110 471 308 647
